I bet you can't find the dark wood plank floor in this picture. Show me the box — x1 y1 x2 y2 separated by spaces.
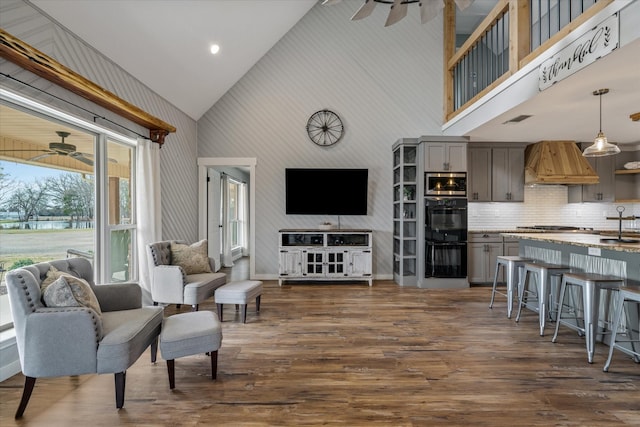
1 278 639 426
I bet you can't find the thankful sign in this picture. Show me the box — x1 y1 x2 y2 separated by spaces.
539 13 619 90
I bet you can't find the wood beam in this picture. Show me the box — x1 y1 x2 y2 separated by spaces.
0 28 176 145
443 0 457 121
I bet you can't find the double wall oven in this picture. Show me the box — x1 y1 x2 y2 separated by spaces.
425 172 468 278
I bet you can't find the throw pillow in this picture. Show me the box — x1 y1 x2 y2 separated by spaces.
40 266 102 315
42 276 81 307
170 239 212 275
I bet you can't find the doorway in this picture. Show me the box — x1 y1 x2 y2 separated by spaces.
197 157 256 280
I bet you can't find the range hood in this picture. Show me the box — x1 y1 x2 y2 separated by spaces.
524 141 600 185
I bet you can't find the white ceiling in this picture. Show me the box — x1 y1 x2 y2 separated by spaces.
29 0 640 146
31 0 317 120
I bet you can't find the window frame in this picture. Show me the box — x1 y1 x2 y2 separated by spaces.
0 88 138 293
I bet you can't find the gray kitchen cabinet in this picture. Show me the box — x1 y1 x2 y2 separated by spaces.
468 233 504 284
492 147 525 202
568 151 615 202
467 147 492 201
468 145 525 202
420 136 468 172
503 239 520 257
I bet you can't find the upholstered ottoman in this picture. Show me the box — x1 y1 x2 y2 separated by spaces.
159 311 222 389
215 280 263 323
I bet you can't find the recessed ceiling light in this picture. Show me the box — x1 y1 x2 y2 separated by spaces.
210 44 220 55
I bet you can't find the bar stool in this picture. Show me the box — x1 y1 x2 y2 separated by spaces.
551 272 625 363
603 284 640 372
489 256 532 318
515 262 572 336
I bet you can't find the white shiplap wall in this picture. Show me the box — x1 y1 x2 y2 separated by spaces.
198 1 446 277
0 0 199 243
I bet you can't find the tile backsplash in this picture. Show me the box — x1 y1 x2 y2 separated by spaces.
468 185 639 230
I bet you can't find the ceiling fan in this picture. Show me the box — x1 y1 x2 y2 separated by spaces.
1 131 99 166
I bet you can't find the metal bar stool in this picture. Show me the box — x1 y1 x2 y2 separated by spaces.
551 272 625 363
603 284 640 372
489 256 532 318
516 262 572 336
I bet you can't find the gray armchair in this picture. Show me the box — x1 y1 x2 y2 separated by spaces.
6 258 163 418
146 240 227 311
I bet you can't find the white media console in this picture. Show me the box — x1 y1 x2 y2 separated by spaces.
278 229 373 286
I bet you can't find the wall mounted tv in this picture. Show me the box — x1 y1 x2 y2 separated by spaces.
285 168 368 215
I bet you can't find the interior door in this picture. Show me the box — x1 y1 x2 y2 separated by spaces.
207 169 222 271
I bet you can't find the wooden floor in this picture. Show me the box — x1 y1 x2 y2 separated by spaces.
1 275 639 426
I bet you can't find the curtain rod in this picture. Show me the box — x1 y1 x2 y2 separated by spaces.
1 72 152 142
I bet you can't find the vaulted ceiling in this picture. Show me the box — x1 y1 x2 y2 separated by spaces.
9 1 640 148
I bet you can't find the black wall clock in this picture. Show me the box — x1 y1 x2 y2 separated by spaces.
306 109 344 146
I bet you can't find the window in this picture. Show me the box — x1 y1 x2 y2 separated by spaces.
225 176 246 252
0 99 137 331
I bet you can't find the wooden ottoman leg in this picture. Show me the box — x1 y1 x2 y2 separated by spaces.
115 371 126 408
256 295 261 312
210 350 218 380
216 303 224 321
167 359 176 389
241 304 247 323
150 337 158 363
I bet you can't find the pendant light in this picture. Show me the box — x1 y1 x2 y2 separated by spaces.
583 88 620 157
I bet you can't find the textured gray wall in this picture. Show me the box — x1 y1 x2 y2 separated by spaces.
197 1 446 276
0 0 199 243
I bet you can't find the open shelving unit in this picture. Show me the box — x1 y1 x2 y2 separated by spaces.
614 151 640 203
614 168 640 203
392 139 422 286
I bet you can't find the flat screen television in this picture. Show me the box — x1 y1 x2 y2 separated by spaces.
285 168 368 215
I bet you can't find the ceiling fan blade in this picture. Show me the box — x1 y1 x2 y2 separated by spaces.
78 152 118 164
321 0 342 5
29 152 55 161
420 0 445 24
385 0 408 27
69 152 94 166
351 0 376 21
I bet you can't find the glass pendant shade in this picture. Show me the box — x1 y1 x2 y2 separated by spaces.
582 88 620 157
583 132 621 157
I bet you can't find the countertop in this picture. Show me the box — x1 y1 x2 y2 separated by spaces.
470 229 640 237
500 232 640 253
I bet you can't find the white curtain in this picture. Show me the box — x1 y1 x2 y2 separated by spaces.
221 173 234 267
135 138 161 305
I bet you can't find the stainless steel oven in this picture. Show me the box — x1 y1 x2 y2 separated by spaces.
425 172 466 197
425 198 468 278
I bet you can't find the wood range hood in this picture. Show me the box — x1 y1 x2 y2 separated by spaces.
524 140 600 185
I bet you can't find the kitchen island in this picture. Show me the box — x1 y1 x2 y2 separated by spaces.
501 232 640 283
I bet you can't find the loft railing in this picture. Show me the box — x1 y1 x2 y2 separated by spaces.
444 0 614 122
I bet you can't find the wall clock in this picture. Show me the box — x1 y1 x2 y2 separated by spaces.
306 109 344 146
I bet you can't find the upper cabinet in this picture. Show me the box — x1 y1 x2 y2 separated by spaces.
468 147 492 202
420 136 468 172
567 153 615 203
492 147 525 202
468 144 526 202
